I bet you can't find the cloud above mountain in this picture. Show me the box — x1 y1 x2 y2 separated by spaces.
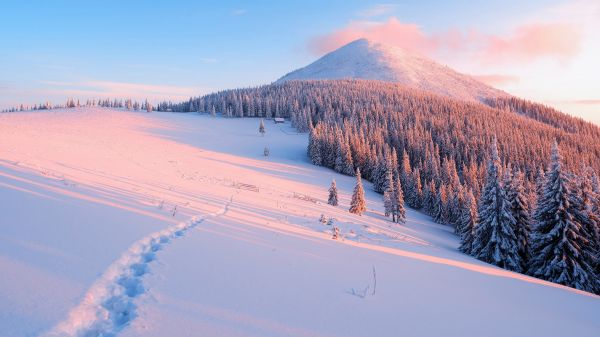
308 17 582 66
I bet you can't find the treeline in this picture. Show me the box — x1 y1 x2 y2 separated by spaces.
2 97 171 113
485 96 600 138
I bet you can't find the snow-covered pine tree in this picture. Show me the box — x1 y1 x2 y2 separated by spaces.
373 149 392 193
504 167 532 268
349 168 367 216
341 139 355 176
406 168 423 209
458 189 477 254
146 100 152 113
573 167 600 291
259 119 265 136
328 179 339 206
471 137 522 272
383 170 394 218
433 184 449 224
393 175 406 223
400 149 411 196
529 142 597 293
307 126 322 166
423 180 437 215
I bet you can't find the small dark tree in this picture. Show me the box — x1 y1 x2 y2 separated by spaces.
328 179 339 206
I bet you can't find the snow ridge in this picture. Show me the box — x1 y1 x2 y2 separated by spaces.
45 203 231 337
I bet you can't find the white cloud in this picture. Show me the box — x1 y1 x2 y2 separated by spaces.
231 9 247 16
358 4 398 18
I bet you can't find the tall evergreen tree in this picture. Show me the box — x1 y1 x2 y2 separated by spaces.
383 170 394 218
328 179 339 206
529 142 597 293
505 167 532 268
472 137 522 272
458 189 477 254
393 175 406 223
349 168 367 215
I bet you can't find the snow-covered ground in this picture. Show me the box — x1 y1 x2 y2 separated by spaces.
0 108 598 337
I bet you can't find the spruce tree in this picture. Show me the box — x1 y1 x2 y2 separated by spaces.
406 168 423 209
393 175 406 223
472 137 522 272
505 168 532 268
573 168 600 291
529 142 597 292
328 179 339 206
458 189 477 254
433 184 449 224
308 127 322 166
383 170 394 218
349 168 367 215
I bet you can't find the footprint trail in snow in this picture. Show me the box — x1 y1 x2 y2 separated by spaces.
45 201 231 337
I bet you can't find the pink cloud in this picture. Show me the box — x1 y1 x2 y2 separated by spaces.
471 74 520 86
308 17 583 65
308 18 437 56
482 23 582 64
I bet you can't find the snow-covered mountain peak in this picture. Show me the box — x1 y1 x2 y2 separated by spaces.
278 38 507 102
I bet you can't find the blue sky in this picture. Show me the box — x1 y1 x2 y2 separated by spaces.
1 0 598 124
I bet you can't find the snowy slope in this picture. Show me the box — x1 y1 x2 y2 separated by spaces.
277 38 507 102
0 108 598 337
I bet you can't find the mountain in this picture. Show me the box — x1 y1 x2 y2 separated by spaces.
277 38 506 102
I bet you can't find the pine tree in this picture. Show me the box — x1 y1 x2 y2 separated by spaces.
433 184 449 224
573 168 600 291
383 170 394 218
259 119 266 136
472 137 522 272
349 168 367 216
393 175 406 223
406 168 423 209
308 127 322 166
423 180 437 215
529 142 597 293
505 167 532 268
328 179 339 206
458 189 477 254
400 149 411 196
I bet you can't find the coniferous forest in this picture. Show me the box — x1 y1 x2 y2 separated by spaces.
175 79 600 294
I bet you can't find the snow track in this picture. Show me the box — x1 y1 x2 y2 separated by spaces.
46 200 232 337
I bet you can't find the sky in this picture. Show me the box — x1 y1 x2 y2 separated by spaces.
1 0 598 124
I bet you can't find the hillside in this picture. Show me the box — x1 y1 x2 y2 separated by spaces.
0 108 598 337
277 39 506 102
